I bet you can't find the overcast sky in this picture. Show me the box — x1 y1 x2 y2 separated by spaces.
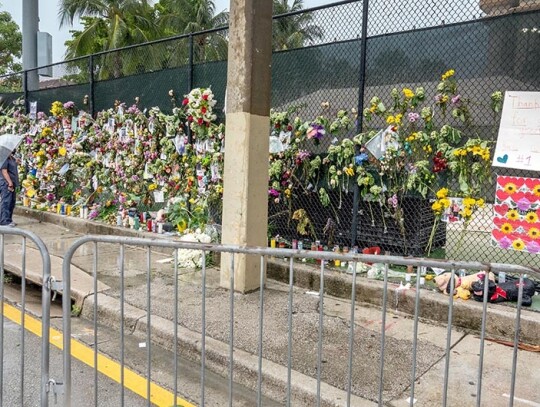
0 0 334 64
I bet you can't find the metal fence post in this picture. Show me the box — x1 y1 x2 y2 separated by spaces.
23 70 29 114
187 34 194 144
88 55 95 116
350 0 370 247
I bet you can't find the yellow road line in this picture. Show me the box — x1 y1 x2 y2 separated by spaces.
2 302 195 407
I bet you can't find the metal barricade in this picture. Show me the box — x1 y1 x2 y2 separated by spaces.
0 227 52 407
59 234 540 407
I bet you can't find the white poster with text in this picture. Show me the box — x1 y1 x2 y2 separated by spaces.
492 91 540 171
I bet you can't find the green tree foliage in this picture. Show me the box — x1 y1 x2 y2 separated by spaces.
272 0 323 51
0 10 22 92
155 0 229 63
60 0 159 79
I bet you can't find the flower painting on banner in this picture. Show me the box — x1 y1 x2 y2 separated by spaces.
492 176 540 254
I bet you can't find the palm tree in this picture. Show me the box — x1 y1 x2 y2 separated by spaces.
156 0 229 62
272 0 323 51
59 0 160 78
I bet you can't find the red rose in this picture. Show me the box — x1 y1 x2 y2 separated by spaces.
201 107 207 114
198 118 204 125
187 116 193 122
202 94 209 101
182 98 189 105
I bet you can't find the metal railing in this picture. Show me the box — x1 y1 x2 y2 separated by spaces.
0 227 52 407
60 235 539 406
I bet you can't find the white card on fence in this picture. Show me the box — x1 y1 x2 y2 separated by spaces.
143 163 153 179
153 190 165 203
58 163 70 176
29 101 37 120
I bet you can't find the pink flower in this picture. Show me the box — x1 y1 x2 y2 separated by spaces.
499 236 512 249
526 240 540 253
408 112 419 122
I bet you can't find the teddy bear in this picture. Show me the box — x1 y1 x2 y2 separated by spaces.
434 271 495 300
471 276 536 306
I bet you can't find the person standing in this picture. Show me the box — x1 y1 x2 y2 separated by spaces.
0 153 19 226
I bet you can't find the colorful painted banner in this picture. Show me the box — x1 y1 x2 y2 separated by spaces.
492 176 540 253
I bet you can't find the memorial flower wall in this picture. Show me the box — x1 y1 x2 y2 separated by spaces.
0 88 224 232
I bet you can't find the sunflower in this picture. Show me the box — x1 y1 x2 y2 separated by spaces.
528 227 540 239
512 239 525 251
501 223 513 234
506 209 519 221
533 184 540 197
525 211 539 223
503 183 517 194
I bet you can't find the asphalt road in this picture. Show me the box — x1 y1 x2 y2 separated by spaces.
2 279 282 407
2 316 148 406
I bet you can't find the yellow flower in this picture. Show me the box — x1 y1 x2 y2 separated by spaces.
436 188 449 199
386 116 395 124
440 198 451 208
26 188 36 198
504 183 517 194
525 212 539 224
432 201 443 213
402 88 414 99
189 198 196 204
472 146 481 155
148 183 157 191
460 207 472 218
59 147 67 156
41 127 52 137
284 188 291 198
344 167 354 176
395 114 403 124
177 219 188 233
441 69 455 81
533 185 540 197
476 199 485 207
507 209 519 221
501 223 513 234
453 149 462 157
512 239 525 251
463 198 476 207
50 101 64 117
528 227 540 239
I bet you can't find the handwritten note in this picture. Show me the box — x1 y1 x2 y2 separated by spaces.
492 91 540 171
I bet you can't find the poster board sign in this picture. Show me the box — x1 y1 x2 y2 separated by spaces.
492 175 540 254
492 91 540 171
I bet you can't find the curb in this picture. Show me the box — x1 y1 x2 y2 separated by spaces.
81 293 375 407
267 260 540 345
15 206 176 254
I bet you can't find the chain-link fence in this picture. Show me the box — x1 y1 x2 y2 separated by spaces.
1 0 539 267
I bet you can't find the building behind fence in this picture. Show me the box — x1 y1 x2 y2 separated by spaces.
1 0 539 267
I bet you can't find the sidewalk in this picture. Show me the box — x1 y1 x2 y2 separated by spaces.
5 209 540 406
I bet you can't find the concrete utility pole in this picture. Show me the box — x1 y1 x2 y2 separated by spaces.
220 0 273 292
22 0 39 91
